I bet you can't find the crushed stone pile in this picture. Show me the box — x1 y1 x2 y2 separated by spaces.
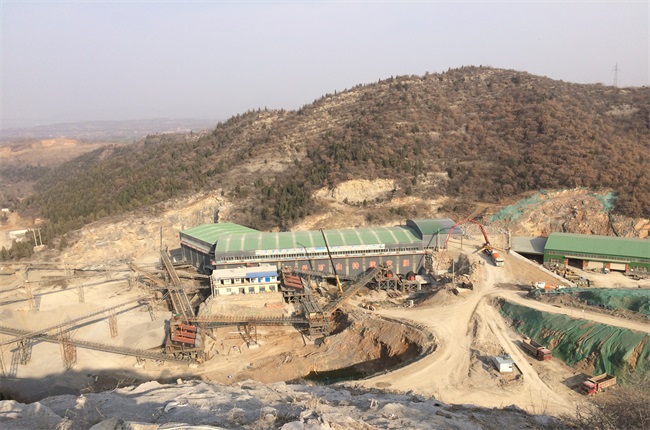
115 316 167 350
1 379 565 430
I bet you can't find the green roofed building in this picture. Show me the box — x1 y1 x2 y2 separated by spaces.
544 233 650 273
179 223 259 269
179 218 459 275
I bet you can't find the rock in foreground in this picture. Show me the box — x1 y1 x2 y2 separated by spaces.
1 379 566 429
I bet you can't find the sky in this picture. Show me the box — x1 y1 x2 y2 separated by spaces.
1 1 648 129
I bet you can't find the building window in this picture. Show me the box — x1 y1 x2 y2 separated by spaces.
259 286 266 293
248 287 255 294
269 286 276 292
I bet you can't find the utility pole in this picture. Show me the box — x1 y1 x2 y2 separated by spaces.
452 261 455 285
613 64 618 88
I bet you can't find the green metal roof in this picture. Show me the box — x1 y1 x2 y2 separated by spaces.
407 219 457 238
545 233 650 260
181 223 258 245
214 226 421 253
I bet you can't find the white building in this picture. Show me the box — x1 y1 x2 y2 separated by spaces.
492 355 514 373
8 229 29 242
210 265 279 297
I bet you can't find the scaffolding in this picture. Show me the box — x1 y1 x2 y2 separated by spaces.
59 328 77 370
0 296 148 347
0 325 192 364
108 311 118 338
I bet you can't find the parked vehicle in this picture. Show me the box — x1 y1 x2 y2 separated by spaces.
581 373 616 395
521 337 552 361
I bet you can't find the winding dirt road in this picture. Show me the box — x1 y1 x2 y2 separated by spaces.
360 240 648 415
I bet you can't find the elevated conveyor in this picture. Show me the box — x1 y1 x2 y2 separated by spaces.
0 325 191 363
160 249 195 321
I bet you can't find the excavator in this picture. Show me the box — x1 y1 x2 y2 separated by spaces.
435 219 504 271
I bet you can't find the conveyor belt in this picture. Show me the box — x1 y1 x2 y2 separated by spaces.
323 267 380 312
160 250 195 320
186 315 309 325
0 297 148 346
0 325 191 363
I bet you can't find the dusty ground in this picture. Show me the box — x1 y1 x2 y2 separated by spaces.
0 262 429 405
353 238 646 416
1 236 646 421
1 186 649 423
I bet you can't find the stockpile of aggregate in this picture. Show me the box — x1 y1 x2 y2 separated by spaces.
500 301 650 383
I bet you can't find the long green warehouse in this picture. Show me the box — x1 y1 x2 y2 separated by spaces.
179 218 459 276
544 233 650 272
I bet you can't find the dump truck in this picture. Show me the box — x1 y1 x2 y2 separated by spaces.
487 249 505 267
581 373 616 395
521 337 552 361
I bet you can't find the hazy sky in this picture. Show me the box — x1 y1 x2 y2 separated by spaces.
1 1 648 128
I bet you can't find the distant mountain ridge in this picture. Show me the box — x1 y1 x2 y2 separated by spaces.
0 118 219 142
18 66 650 246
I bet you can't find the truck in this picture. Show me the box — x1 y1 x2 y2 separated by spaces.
521 337 552 361
487 249 505 267
581 373 616 395
532 282 566 292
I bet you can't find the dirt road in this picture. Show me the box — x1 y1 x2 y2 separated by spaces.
2 239 646 416
360 240 646 415
497 290 650 334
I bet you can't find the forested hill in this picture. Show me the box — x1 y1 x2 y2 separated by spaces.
22 66 650 239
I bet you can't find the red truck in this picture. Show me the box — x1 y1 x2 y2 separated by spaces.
581 373 616 395
521 337 552 361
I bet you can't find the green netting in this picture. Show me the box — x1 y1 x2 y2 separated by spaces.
500 301 650 383
577 289 650 317
589 191 618 213
490 190 618 222
490 193 546 222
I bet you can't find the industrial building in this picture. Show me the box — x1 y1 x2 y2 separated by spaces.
210 265 279 297
544 233 650 273
179 218 459 277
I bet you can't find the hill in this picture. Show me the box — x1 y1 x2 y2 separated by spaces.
0 119 219 210
11 67 650 251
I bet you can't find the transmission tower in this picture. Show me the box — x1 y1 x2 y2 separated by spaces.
613 64 618 87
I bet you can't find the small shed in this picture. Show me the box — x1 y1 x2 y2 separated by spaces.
492 355 514 373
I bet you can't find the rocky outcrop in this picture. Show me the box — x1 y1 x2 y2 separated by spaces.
0 379 565 430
